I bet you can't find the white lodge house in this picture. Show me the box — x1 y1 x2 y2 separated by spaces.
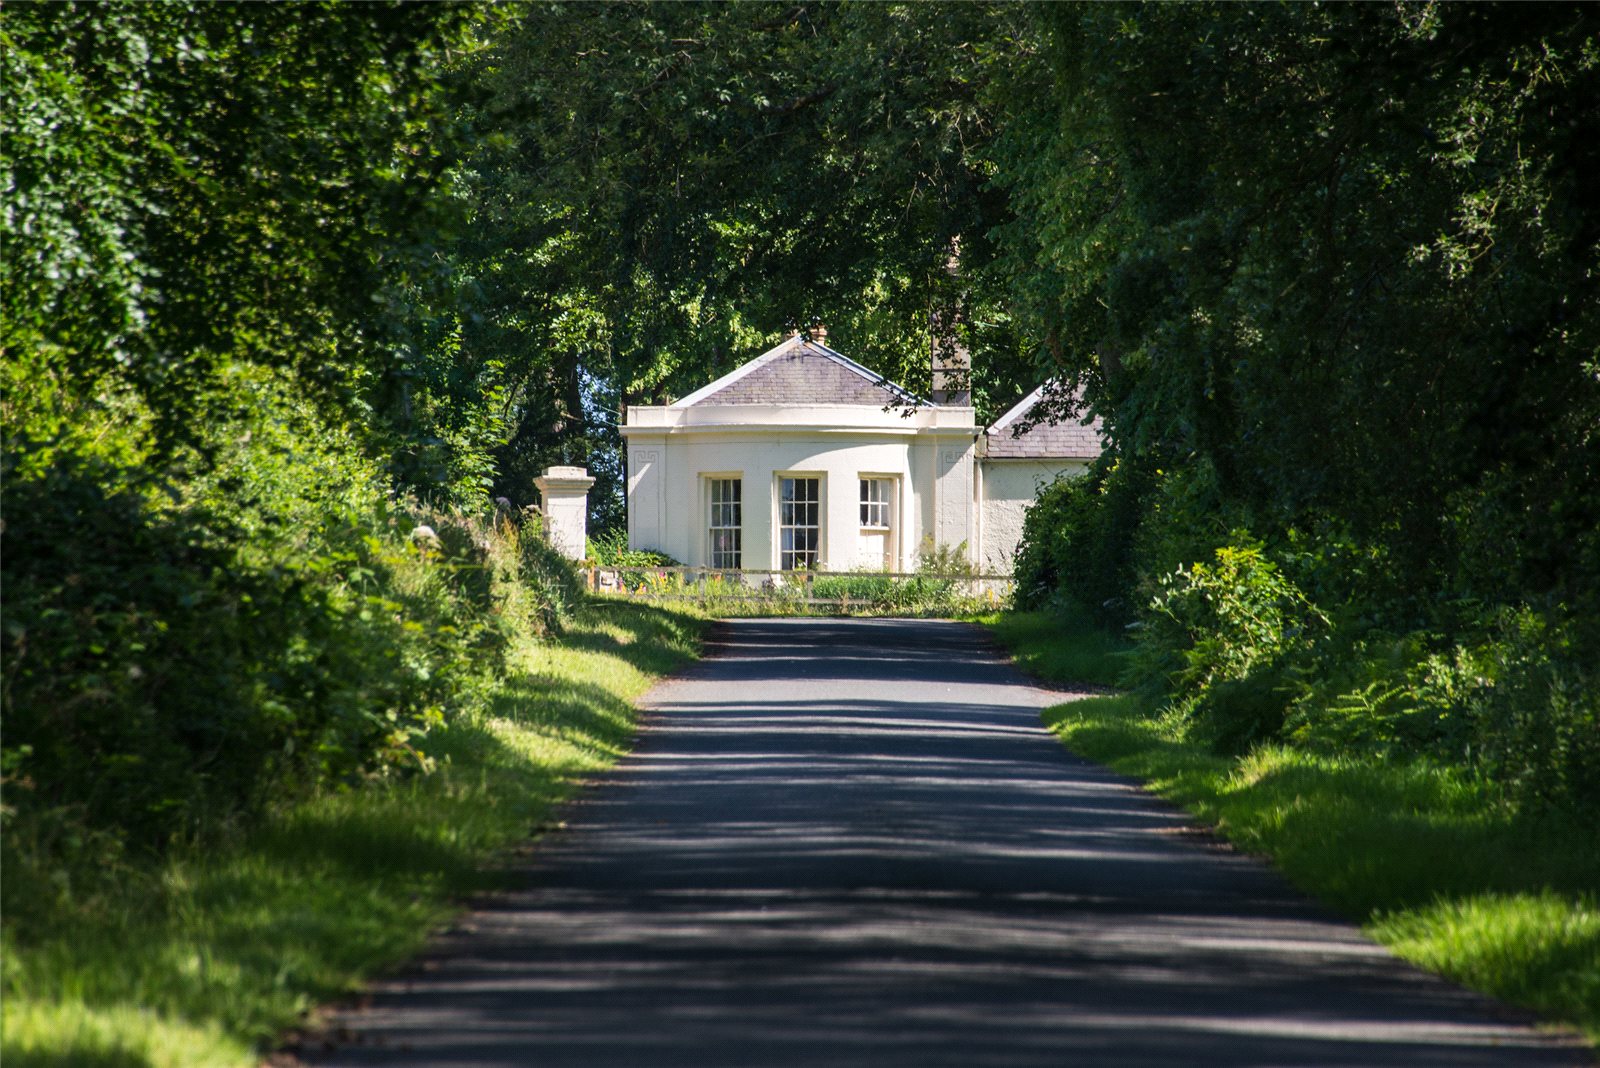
620 332 1102 575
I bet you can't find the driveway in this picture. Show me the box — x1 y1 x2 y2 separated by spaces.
301 617 1583 1067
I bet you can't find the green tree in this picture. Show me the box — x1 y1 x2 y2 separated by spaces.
0 1 501 848
438 2 1050 522
1001 3 1600 616
3 0 480 463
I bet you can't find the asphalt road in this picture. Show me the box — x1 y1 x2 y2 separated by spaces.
300 617 1584 1067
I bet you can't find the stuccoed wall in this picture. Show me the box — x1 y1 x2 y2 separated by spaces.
624 403 976 571
626 431 965 571
978 460 1088 575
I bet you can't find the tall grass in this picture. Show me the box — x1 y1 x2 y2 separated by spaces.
0 603 703 1068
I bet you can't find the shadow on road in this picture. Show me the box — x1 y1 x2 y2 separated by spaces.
300 619 1584 1068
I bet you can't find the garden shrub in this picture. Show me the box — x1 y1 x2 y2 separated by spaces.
804 538 981 615
587 528 678 568
807 572 958 614
915 536 975 579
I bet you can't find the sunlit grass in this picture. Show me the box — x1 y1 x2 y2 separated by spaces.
0 998 242 1068
1 602 704 1068
982 607 1133 689
984 607 1599 1048
1373 892 1600 1040
1030 694 1600 1048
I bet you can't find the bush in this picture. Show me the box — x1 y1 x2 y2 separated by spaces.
0 449 389 850
1012 456 1155 622
0 394 581 875
804 539 983 615
1136 535 1327 752
511 512 587 633
587 528 678 567
1283 631 1455 758
807 573 957 614
1279 609 1599 815
809 572 906 603
915 536 975 579
1464 611 1600 814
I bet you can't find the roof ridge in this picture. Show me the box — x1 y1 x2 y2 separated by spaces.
986 381 1105 434
669 335 802 408
672 336 926 408
802 340 925 406
983 380 1104 460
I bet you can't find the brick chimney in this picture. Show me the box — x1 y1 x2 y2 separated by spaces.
931 330 970 406
931 241 970 406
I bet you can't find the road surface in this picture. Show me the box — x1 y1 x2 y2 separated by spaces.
299 617 1582 1067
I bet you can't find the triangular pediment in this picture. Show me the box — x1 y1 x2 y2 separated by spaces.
673 337 924 408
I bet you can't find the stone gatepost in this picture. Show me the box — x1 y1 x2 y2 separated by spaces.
534 466 595 561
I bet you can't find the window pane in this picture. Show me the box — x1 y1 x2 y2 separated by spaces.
859 478 892 529
780 478 820 569
708 478 742 568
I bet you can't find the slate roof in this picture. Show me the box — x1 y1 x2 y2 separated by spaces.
983 383 1103 459
672 336 925 408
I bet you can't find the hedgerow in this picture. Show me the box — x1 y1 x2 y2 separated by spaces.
0 371 581 934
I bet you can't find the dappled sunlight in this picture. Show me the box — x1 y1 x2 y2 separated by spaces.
0 997 243 1068
302 618 1580 1067
322 879 1567 1067
1044 681 1600 1046
0 605 706 1068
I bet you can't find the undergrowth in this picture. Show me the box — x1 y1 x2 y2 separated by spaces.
0 602 704 1067
594 537 1007 618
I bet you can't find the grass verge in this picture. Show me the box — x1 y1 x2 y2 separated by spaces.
978 607 1133 688
0 602 704 1068
986 609 1600 1050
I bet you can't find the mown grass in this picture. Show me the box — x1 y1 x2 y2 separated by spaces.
979 608 1133 688
987 609 1600 1049
0 602 704 1068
